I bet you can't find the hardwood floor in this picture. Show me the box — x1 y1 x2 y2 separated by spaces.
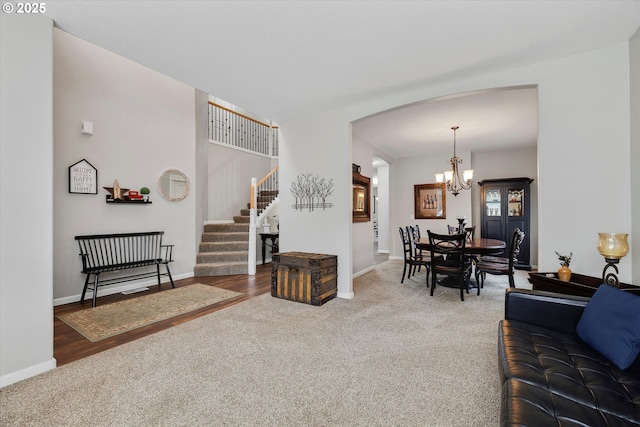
54 264 272 366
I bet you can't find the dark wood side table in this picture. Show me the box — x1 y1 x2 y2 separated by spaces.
528 272 640 297
259 232 279 265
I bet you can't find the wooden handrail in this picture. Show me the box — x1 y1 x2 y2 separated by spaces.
208 101 279 129
257 166 279 187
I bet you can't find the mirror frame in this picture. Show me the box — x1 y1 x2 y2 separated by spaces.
157 169 190 202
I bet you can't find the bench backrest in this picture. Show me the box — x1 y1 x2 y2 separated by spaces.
75 232 164 271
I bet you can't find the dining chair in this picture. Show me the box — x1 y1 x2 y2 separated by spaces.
427 230 473 301
474 228 525 288
399 227 430 286
447 225 458 234
408 225 424 273
464 226 475 242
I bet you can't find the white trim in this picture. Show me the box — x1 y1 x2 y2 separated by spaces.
352 265 375 279
377 249 389 254
53 272 193 306
337 291 355 300
209 139 274 159
0 358 56 388
204 219 234 225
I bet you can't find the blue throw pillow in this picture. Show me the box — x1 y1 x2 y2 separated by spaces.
577 284 640 370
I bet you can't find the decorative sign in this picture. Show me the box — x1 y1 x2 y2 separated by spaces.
68 159 98 194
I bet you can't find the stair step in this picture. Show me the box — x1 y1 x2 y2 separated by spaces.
260 190 279 197
204 223 249 233
194 262 248 276
240 209 251 216
199 241 248 252
197 251 247 263
202 232 248 242
233 215 250 224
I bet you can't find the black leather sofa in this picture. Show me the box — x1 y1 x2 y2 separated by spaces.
499 288 640 426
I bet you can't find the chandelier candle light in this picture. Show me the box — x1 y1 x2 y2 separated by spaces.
435 126 474 196
597 232 629 287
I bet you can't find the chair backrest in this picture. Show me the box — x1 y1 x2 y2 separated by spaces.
399 227 412 260
405 226 421 259
447 225 458 234
509 228 526 269
427 230 467 266
464 226 475 242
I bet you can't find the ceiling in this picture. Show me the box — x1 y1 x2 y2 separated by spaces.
42 1 639 158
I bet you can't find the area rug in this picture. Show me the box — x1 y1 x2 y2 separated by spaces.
58 284 243 342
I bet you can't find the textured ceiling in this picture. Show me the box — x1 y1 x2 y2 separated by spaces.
43 1 639 158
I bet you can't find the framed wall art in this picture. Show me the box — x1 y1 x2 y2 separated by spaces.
353 172 371 223
68 159 98 194
414 183 446 219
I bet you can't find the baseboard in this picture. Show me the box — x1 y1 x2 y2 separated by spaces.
389 255 403 260
377 249 390 254
204 219 234 224
53 272 194 306
353 265 375 279
0 358 56 388
337 290 354 300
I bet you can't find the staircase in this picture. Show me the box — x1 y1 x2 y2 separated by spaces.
194 215 250 276
194 192 279 277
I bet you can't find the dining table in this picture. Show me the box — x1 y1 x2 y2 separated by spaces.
415 237 507 290
415 237 506 256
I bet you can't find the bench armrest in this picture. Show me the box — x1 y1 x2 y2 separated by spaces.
161 244 174 263
505 288 589 334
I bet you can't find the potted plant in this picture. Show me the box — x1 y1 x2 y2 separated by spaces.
140 186 151 202
555 251 572 282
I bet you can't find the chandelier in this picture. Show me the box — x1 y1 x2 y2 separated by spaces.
435 126 474 196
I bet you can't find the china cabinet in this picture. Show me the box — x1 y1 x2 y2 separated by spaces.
478 177 533 270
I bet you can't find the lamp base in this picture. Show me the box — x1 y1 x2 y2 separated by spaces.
602 258 621 288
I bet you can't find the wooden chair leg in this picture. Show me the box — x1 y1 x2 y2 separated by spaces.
401 263 407 283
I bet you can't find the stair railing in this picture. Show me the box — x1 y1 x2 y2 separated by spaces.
208 101 279 158
248 166 279 275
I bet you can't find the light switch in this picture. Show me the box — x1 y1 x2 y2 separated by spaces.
81 121 93 135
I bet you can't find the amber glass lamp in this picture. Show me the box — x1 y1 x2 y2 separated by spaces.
597 233 629 287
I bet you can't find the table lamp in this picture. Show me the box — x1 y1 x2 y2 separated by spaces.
597 232 629 287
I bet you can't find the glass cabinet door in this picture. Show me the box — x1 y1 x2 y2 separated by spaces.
485 188 501 217
508 188 524 217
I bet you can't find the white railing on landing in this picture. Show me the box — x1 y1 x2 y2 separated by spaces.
248 166 279 275
208 101 279 158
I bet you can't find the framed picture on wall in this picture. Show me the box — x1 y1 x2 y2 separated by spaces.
353 172 371 222
68 159 98 194
414 183 446 219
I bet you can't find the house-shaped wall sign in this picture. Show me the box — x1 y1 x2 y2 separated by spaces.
68 159 98 194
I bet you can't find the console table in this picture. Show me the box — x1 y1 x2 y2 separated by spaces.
259 232 279 265
528 272 640 297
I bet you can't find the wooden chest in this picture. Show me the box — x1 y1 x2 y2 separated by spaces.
271 252 338 305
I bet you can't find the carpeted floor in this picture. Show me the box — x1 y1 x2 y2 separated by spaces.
0 260 532 426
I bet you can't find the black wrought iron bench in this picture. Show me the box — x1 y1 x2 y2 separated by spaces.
75 231 175 307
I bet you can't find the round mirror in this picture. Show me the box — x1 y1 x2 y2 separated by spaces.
158 169 190 202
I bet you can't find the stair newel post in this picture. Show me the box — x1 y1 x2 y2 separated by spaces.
248 177 258 275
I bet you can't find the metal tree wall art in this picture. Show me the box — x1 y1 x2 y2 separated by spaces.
290 172 335 211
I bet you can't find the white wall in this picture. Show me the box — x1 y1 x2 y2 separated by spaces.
352 136 374 276
471 147 538 267
279 42 634 298
377 164 390 254
1 14 56 386
52 29 197 303
631 28 640 283
207 144 273 221
278 111 354 299
390 151 473 258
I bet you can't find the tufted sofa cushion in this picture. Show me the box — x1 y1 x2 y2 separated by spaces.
500 319 640 425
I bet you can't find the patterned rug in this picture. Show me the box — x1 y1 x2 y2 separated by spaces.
58 284 243 342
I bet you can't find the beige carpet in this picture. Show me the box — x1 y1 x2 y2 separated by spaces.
1 261 532 426
58 284 243 342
